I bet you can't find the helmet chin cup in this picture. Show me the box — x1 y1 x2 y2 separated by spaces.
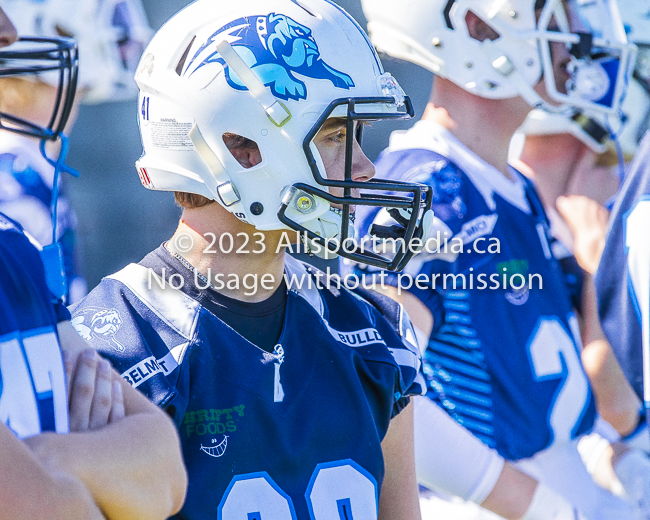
299 207 357 260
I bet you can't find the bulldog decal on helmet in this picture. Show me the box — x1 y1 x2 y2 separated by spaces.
183 13 354 102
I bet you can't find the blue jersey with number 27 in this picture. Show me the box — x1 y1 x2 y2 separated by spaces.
0 213 69 439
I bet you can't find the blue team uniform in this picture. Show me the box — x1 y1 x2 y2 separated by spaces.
596 131 650 405
0 213 69 438
71 245 424 520
346 121 595 460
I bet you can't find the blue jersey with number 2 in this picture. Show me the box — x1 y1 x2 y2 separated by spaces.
347 121 595 460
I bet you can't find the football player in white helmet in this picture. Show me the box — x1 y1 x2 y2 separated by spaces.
351 0 642 518
71 1 432 519
0 0 152 304
0 5 187 520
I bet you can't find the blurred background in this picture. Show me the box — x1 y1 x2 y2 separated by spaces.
65 0 433 291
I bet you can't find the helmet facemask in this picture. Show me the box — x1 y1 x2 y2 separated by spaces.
0 37 78 140
278 95 432 272
535 0 636 115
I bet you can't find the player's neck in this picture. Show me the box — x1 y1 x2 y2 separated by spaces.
166 205 288 303
424 78 530 181
518 134 588 210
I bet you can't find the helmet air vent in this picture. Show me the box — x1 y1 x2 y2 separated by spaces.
443 0 456 30
176 35 196 76
290 0 321 19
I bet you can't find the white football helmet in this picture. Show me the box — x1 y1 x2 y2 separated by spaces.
615 0 650 154
361 0 636 115
2 0 152 103
134 0 432 271
517 0 650 156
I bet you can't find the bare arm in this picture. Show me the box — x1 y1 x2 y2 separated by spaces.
25 321 187 520
480 464 537 519
0 423 104 520
556 194 608 275
379 402 421 520
579 273 641 436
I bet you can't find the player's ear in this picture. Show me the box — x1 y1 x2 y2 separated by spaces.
465 11 500 42
222 133 262 169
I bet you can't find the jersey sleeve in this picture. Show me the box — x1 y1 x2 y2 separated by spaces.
352 286 426 417
596 132 650 401
69 274 183 408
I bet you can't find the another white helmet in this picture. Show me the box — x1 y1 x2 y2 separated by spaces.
134 0 432 271
2 0 152 103
615 0 650 154
517 0 650 156
361 0 636 115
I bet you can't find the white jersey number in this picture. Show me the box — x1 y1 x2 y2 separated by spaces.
0 328 68 438
218 460 378 520
527 316 589 444
624 198 650 403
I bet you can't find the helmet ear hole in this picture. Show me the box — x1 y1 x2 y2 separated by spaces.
222 132 262 169
465 11 500 42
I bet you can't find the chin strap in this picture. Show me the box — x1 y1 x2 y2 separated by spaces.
39 133 80 303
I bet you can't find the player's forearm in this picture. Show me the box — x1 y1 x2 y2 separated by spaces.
379 402 421 520
581 338 641 435
25 411 186 520
1 427 104 520
579 276 639 435
55 319 188 518
480 464 536 519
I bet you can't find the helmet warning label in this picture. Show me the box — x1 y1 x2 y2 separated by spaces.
144 117 195 151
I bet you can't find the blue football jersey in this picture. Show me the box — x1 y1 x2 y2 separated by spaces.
596 131 650 404
71 245 424 520
0 213 69 438
346 121 596 460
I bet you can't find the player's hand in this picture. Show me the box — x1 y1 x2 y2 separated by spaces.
65 348 125 432
556 195 608 274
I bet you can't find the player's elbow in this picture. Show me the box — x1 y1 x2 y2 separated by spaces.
34 472 104 520
135 412 188 519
